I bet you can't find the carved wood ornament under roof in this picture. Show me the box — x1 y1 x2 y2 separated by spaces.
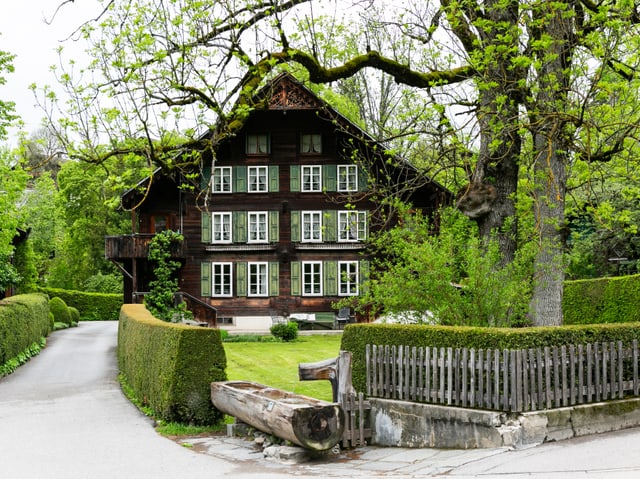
266 75 324 110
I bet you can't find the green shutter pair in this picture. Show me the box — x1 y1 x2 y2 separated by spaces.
201 211 279 243
289 260 369 296
233 166 279 192
201 261 280 297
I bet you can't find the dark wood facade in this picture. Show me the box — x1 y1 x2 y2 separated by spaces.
106 74 450 330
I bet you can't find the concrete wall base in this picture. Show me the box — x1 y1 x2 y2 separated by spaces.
370 397 640 449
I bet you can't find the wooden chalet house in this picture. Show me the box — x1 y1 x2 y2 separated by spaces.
105 73 450 331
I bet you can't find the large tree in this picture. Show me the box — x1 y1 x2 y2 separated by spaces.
44 0 640 325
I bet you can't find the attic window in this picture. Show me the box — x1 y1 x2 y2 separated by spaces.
301 134 322 154
247 133 270 154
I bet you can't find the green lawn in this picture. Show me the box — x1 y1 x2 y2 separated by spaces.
223 335 342 402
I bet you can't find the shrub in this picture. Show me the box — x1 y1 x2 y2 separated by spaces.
68 306 80 325
0 293 50 367
38 287 122 321
270 321 298 342
340 322 640 393
118 304 227 425
49 297 72 326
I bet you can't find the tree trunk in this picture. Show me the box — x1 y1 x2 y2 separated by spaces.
210 380 344 451
528 2 575 326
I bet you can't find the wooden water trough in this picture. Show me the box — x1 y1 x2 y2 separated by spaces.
210 380 345 451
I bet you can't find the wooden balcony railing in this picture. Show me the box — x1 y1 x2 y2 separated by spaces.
105 234 186 260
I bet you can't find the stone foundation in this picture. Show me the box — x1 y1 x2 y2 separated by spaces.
370 397 640 449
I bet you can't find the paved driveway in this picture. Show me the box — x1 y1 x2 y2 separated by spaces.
0 321 235 479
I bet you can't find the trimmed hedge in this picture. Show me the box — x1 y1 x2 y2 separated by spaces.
0 293 50 366
39 287 123 321
118 304 227 425
564 274 640 324
340 322 640 393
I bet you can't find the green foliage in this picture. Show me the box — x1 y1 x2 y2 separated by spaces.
49 296 72 326
0 293 50 369
39 287 122 321
341 322 640 393
118 304 227 425
564 275 640 325
83 272 123 294
0 337 46 378
343 208 533 327
145 230 185 321
270 321 299 342
68 306 80 325
12 239 37 294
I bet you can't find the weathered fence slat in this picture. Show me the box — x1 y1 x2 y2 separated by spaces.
366 340 640 413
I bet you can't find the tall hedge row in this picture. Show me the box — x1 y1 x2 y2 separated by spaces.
564 274 640 324
118 304 227 425
340 322 640 393
0 293 50 365
39 287 123 321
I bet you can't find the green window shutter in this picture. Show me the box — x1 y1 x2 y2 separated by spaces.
358 166 369 192
269 211 279 242
236 262 247 297
201 212 211 243
290 165 300 192
233 211 247 243
269 165 279 192
234 166 247 192
323 165 337 192
269 262 279 297
323 210 337 242
359 260 370 294
291 210 300 242
201 262 211 297
359 211 368 241
291 261 301 296
201 164 211 191
323 260 338 296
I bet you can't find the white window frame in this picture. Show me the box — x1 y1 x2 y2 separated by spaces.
338 211 367 242
211 166 232 193
338 165 358 192
248 262 269 297
339 261 359 296
301 211 322 242
248 166 268 193
301 165 322 192
302 261 323 296
246 133 269 154
301 133 322 154
248 211 268 243
211 212 232 243
212 262 233 297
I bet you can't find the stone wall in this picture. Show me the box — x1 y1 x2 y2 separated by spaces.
370 397 640 449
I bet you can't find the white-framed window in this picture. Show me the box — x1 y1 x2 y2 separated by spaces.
302 262 322 296
248 262 268 296
338 211 367 242
301 211 322 242
301 165 322 192
212 262 233 297
301 133 322 154
246 133 269 154
212 213 232 243
248 166 268 192
338 165 358 192
339 261 359 296
248 212 268 243
212 167 232 193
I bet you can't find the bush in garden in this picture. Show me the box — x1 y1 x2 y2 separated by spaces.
270 321 298 342
49 297 72 326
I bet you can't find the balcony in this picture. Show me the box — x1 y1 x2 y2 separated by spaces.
105 234 186 260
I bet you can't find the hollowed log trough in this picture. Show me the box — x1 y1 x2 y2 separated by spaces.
210 380 345 451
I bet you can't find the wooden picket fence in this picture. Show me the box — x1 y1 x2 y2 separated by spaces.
339 391 371 448
366 341 640 412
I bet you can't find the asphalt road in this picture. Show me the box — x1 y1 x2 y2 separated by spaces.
0 321 234 479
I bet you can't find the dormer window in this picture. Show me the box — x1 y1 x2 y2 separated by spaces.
246 133 270 155
301 133 322 154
